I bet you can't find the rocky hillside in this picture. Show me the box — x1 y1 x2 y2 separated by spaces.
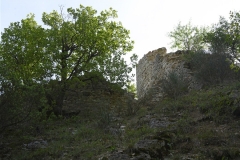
1 81 240 160
98 82 240 160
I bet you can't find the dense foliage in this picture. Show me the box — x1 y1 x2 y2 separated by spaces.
168 21 208 51
0 5 137 131
204 11 240 63
168 11 240 89
185 51 236 86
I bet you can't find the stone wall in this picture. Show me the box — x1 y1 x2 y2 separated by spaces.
62 78 136 117
136 47 199 100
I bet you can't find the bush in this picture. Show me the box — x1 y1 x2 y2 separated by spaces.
161 70 189 99
97 107 113 129
0 83 47 134
126 100 139 116
187 51 235 86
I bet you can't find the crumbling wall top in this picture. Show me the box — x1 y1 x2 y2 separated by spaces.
136 47 196 100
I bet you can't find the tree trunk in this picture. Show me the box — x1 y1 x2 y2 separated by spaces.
53 55 68 116
54 87 65 116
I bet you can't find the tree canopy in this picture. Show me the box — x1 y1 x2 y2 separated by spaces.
204 11 240 62
0 5 137 115
168 21 208 51
168 11 240 64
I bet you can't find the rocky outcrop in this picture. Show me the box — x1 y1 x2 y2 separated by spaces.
98 131 174 160
229 90 240 117
23 139 48 150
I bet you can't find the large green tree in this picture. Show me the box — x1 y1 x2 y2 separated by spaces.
203 17 231 55
0 14 49 85
204 11 240 62
229 11 240 64
0 5 137 115
0 14 49 132
168 21 208 51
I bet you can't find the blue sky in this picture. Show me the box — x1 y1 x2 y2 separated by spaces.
1 0 240 60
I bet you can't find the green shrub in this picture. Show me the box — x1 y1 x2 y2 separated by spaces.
126 99 139 116
161 70 189 99
97 107 113 128
0 83 47 134
186 51 235 86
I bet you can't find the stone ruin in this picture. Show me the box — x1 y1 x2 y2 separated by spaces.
61 76 137 117
136 47 200 101
61 46 200 114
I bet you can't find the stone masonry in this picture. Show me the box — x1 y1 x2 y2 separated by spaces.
136 47 199 100
62 77 136 117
